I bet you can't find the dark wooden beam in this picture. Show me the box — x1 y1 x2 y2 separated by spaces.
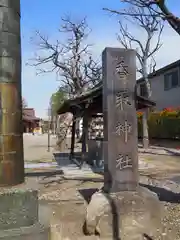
70 116 76 160
81 109 89 167
91 113 103 118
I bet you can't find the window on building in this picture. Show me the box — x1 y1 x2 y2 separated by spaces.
164 70 179 90
140 83 147 97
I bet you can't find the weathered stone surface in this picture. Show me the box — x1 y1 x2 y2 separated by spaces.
102 48 138 192
84 47 175 240
0 222 49 240
0 0 24 187
0 188 38 230
84 187 175 239
56 113 73 150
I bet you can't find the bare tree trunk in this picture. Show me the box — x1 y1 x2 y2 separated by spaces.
154 1 180 35
56 115 60 134
56 113 73 151
142 109 149 149
47 108 51 152
105 3 163 150
142 60 151 149
53 115 56 134
55 115 58 134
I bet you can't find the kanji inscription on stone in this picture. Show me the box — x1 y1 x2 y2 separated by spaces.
115 91 131 110
115 120 132 143
115 57 129 80
102 48 138 192
116 154 132 170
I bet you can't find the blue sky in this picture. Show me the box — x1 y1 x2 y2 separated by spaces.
20 0 180 118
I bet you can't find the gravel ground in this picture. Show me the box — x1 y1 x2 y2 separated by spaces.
35 173 180 239
22 134 180 239
163 202 180 239
138 175 180 239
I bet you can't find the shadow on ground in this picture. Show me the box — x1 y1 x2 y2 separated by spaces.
53 152 82 167
79 188 99 203
26 169 63 177
79 184 180 205
139 147 180 157
140 183 180 203
139 139 180 149
138 139 180 156
165 149 180 156
29 144 56 148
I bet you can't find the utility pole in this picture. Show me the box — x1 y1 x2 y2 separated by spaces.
0 1 24 185
47 108 51 152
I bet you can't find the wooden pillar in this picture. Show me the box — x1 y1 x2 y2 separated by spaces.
70 116 76 160
81 109 88 166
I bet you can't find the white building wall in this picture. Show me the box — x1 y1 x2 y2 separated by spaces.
137 65 180 110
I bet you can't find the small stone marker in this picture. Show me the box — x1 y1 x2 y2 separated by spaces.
102 48 138 192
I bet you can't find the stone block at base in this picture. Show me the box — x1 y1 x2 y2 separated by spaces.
0 187 38 230
0 223 50 240
84 187 175 240
0 183 50 239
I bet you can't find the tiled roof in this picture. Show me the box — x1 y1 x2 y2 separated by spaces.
57 82 155 115
23 108 40 121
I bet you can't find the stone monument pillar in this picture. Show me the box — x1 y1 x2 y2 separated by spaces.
84 48 174 240
102 48 138 192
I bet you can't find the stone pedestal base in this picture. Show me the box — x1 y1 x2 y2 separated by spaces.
0 188 38 230
0 222 49 240
84 187 174 239
0 185 49 239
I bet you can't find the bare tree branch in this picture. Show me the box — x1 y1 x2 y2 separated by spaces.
147 0 180 34
22 98 28 108
106 2 164 98
149 56 157 73
103 7 159 18
104 0 166 148
29 16 102 96
105 0 180 35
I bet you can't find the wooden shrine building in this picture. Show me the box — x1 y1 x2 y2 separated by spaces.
23 108 40 133
57 82 155 165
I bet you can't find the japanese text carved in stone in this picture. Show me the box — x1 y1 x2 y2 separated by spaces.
115 120 132 143
102 48 138 192
114 57 129 80
116 154 132 170
115 91 131 110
